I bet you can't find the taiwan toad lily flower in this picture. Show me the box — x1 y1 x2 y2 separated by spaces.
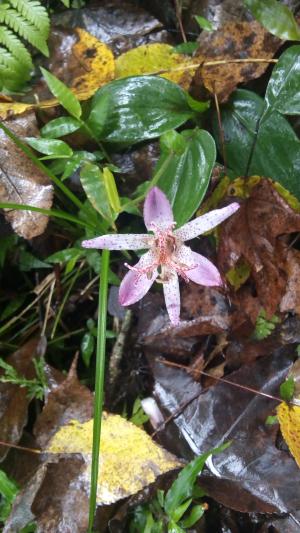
82 187 240 325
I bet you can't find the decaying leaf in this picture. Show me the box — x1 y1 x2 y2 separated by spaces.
0 338 45 461
194 20 281 102
152 349 299 514
0 113 53 239
218 179 300 316
47 414 181 505
280 249 300 315
116 43 195 90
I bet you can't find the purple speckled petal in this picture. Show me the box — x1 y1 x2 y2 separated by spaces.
119 250 158 306
82 234 151 250
175 245 222 286
163 271 180 325
175 202 240 241
143 187 174 230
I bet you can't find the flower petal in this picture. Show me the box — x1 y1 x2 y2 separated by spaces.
163 271 180 325
175 202 240 241
175 245 222 286
82 234 151 250
143 187 174 230
119 250 158 306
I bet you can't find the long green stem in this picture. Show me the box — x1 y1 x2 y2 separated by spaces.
88 249 110 533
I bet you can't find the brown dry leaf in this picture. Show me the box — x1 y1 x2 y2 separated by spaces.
194 20 281 102
0 337 45 461
0 113 53 239
218 179 300 316
115 43 195 90
280 249 300 315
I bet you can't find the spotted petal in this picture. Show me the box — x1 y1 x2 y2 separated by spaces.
175 245 222 286
175 203 240 241
163 270 180 325
143 187 174 231
119 250 158 306
82 234 151 250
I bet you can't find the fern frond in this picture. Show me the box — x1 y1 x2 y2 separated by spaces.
8 0 49 34
0 25 32 72
0 8 49 55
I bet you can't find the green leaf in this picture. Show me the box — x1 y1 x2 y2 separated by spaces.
164 443 229 519
40 67 82 119
264 45 300 117
0 294 26 321
25 137 73 158
280 376 295 402
265 415 278 426
194 15 213 31
172 42 198 55
171 498 192 523
160 130 187 155
81 332 95 367
244 0 300 40
214 89 300 199
102 167 121 214
47 248 83 264
41 117 81 138
180 504 205 528
19 250 50 271
86 91 111 138
89 76 195 144
156 128 216 226
167 521 185 533
80 163 114 223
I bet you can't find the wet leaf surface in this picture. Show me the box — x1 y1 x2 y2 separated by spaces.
194 20 281 102
152 348 300 513
0 114 53 239
218 179 300 316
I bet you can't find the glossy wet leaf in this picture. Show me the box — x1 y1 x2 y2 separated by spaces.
88 76 195 145
215 89 300 199
156 128 216 226
41 117 81 139
80 163 114 223
25 138 73 158
264 45 300 118
41 68 82 119
244 0 300 41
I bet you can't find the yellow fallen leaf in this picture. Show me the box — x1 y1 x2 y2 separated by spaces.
0 29 115 120
115 43 196 90
70 28 115 100
47 413 181 505
277 402 300 468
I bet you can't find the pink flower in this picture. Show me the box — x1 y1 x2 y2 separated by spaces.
82 187 239 325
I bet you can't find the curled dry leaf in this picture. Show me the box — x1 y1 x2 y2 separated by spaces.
218 180 300 317
280 249 300 315
0 113 53 239
193 20 281 102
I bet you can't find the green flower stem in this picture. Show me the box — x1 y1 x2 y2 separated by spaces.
88 249 110 533
121 151 173 212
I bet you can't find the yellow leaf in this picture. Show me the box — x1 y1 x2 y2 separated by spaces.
277 402 300 468
115 43 196 90
47 413 181 504
70 28 115 100
0 29 115 120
